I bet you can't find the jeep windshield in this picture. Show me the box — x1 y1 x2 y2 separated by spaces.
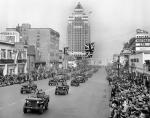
57 86 66 89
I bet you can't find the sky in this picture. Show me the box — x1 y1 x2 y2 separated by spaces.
0 0 150 64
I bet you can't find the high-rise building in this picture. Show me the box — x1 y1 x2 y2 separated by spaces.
67 2 90 59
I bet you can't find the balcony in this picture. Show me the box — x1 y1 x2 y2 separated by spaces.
0 59 14 64
17 59 27 63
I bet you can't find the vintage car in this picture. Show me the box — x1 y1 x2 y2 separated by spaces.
75 76 86 83
70 79 80 86
23 90 49 114
55 84 69 95
20 83 37 94
57 78 66 83
62 81 69 90
48 79 58 86
87 73 93 78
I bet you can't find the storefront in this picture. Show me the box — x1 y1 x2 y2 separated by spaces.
0 65 5 76
7 64 16 75
18 64 25 74
35 61 46 69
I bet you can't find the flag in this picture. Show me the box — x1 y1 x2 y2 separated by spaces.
64 47 69 55
85 42 95 58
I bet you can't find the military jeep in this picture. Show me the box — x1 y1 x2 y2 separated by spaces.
48 79 58 86
23 90 49 114
20 83 37 94
70 79 80 87
55 85 69 95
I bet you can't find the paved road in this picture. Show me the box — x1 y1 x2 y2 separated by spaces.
0 68 110 118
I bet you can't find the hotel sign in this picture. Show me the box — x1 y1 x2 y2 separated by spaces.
136 39 150 42
136 38 150 47
0 31 19 43
0 32 15 35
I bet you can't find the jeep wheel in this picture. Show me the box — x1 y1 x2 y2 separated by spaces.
39 108 44 114
55 92 57 95
23 108 27 113
23 91 26 94
45 104 48 110
21 91 23 94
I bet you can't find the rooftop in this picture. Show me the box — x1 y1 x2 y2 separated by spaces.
75 2 83 9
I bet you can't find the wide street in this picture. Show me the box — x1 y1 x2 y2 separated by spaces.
0 68 110 118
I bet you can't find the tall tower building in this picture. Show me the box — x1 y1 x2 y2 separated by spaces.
67 2 90 59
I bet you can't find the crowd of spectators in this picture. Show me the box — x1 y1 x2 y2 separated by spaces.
0 70 55 87
106 66 150 118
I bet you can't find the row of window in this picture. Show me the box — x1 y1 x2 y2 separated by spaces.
131 58 139 62
50 52 59 57
0 49 26 59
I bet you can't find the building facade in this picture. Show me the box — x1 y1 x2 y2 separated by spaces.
7 24 60 70
0 31 27 75
67 2 90 59
129 51 150 74
27 45 36 72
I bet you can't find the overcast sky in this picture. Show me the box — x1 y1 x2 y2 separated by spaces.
0 0 150 63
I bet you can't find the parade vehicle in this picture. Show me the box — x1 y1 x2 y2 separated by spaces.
20 82 37 94
23 90 49 114
87 73 93 78
48 79 58 86
55 82 69 95
61 81 69 90
75 76 86 83
58 78 66 83
70 79 80 86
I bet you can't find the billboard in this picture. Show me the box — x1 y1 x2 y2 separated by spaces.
0 31 19 43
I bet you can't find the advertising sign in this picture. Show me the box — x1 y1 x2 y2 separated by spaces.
0 31 19 43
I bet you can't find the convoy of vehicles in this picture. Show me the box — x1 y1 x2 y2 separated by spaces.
19 67 99 114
